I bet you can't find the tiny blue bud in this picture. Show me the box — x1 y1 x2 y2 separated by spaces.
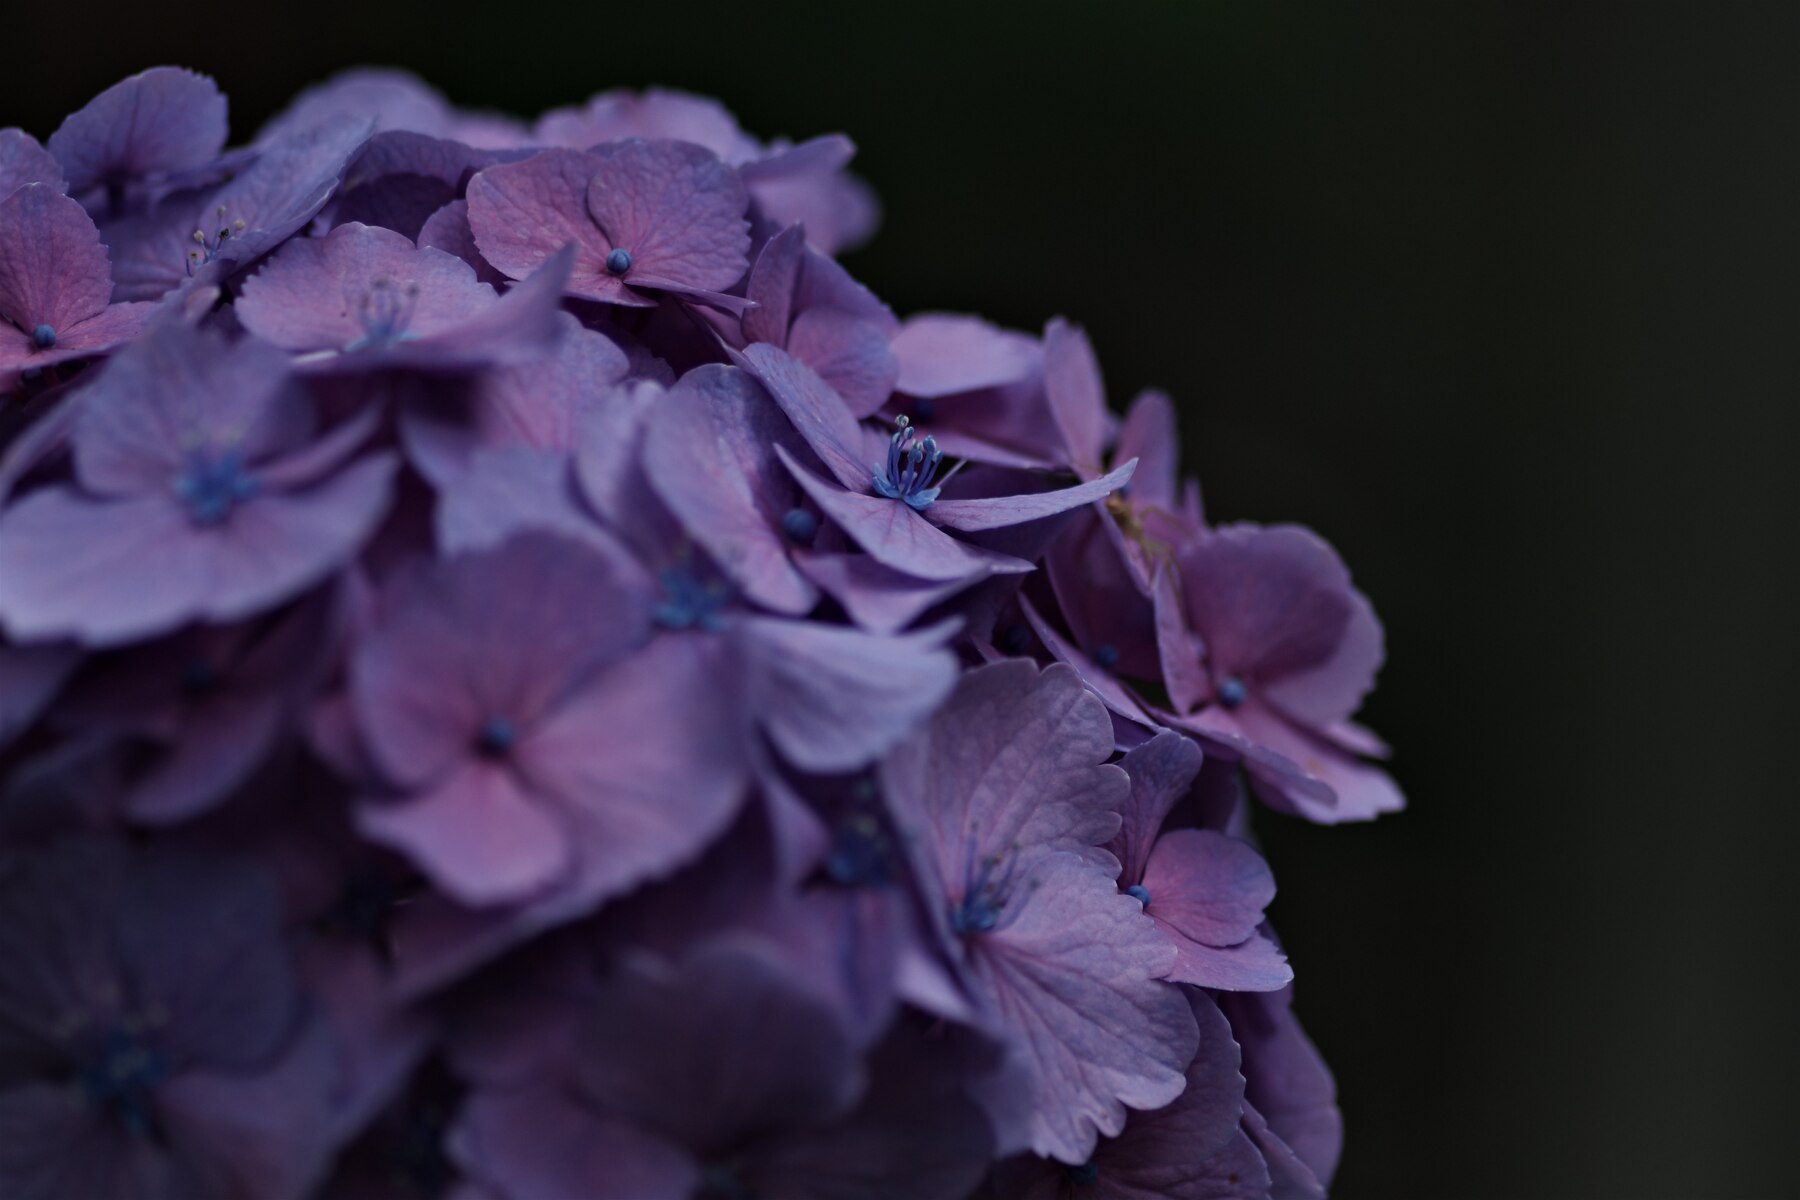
31 324 55 350
1217 676 1248 709
999 623 1032 654
1125 883 1151 907
781 507 819 545
606 247 632 275
477 716 516 757
1066 1160 1099 1185
1092 643 1120 669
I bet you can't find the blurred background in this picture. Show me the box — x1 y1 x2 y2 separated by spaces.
4 2 1795 1195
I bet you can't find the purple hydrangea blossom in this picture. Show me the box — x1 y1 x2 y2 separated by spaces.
0 68 1401 1199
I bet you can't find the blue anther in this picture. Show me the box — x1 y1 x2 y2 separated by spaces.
781 507 819 545
172 448 260 526
1092 643 1120 669
654 563 731 631
1125 883 1151 907
606 247 632 275
476 716 516 757
345 279 420 351
999 623 1032 654
872 415 947 511
1217 676 1248 709
826 810 899 888
78 1025 170 1136
31 324 56 350
950 848 1025 936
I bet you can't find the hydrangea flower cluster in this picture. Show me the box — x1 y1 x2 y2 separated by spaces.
0 67 1402 1199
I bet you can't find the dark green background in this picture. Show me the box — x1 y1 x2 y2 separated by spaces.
6 3 1795 1196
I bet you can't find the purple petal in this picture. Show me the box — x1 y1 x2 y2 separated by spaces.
1115 390 1179 512
789 308 898 418
0 185 113 333
892 313 1039 398
534 87 759 162
48 67 227 194
929 458 1136 533
1110 731 1204 885
418 198 509 286
122 693 285 824
742 221 805 344
1142 829 1278 949
358 761 573 905
236 221 500 352
742 342 869 491
963 852 1196 1163
1152 564 1211 714
795 551 987 635
457 1082 697 1200
0 129 65 197
643 364 815 614
0 642 79 747
1043 318 1108 474
433 447 618 557
738 616 958 772
586 138 750 296
779 444 1032 583
466 149 636 304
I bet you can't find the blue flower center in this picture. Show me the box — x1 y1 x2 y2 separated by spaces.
1065 1159 1100 1185
1125 883 1151 907
30 324 56 350
780 507 819 545
999 623 1032 654
950 848 1026 936
826 809 901 888
654 563 731 632
172 448 260 526
1217 675 1248 709
185 203 246 274
1092 643 1120 669
605 247 633 275
346 279 421 351
77 1024 170 1136
872 415 945 511
475 716 516 758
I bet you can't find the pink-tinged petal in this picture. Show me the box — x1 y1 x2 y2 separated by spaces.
753 168 882 255
36 302 155 358
789 308 898 418
643 364 815 614
255 68 461 145
0 129 65 197
1174 708 1338 823
352 531 651 787
1043 318 1108 474
929 458 1136 533
236 222 499 350
1178 525 1381 722
48 67 227 194
795 551 984 634
1142 829 1276 948
1115 390 1179 512
739 616 958 772
743 342 869 490
466 149 642 305
419 198 509 286
153 1014 343 1200
1110 732 1204 885
72 325 307 495
0 185 113 332
1152 564 1211 714
1231 705 1404 822
742 221 805 344
122 693 285 824
1163 928 1294 993
965 853 1195 1164
585 138 750 294
521 635 748 907
779 444 1032 583
892 313 1039 398
359 761 572 905
456 1083 697 1200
